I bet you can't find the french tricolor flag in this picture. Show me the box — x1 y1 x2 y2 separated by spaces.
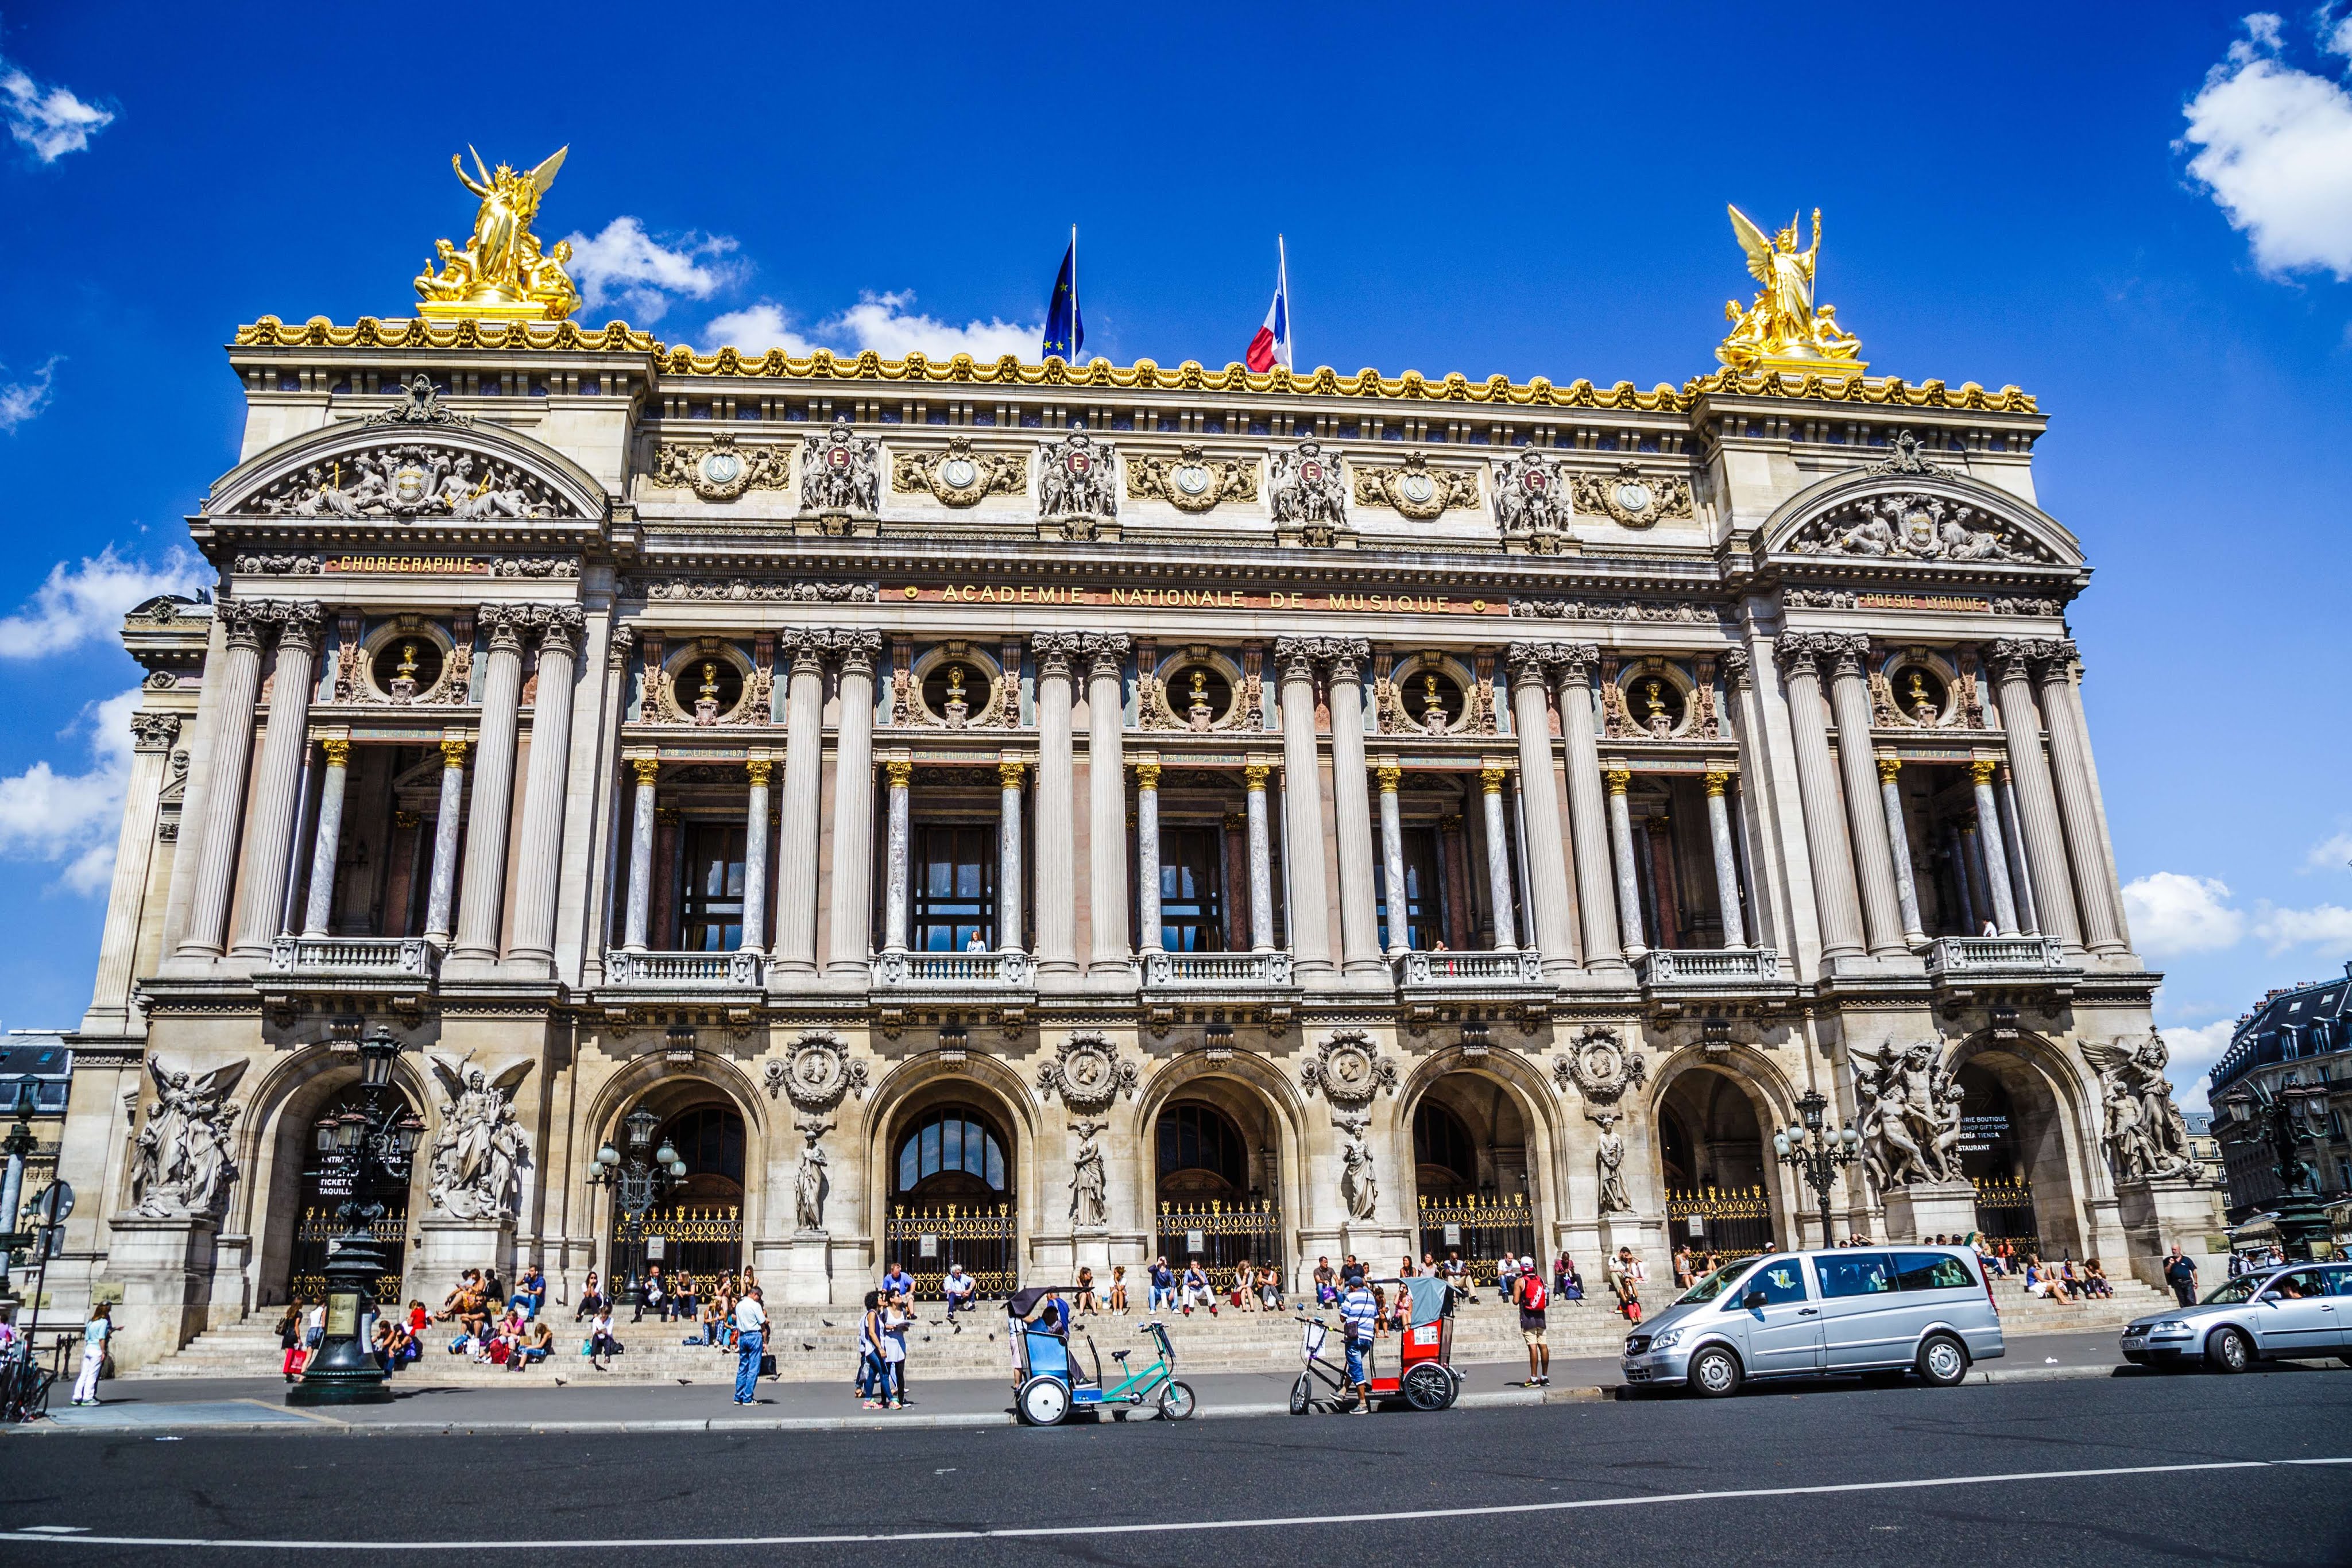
1244 237 1293 373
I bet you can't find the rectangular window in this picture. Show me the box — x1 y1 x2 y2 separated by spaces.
1375 826 1444 951
1891 1252 1976 1291
1158 826 1226 952
677 823 746 950
1813 1253 1898 1298
914 824 995 952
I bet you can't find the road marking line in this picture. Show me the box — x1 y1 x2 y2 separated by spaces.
1 1456 2342 1549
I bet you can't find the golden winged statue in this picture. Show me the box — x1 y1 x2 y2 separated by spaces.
414 146 581 322
1715 204 1865 372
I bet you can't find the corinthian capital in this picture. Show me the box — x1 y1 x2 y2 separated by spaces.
533 605 586 660
607 623 638 673
1503 641 1558 688
266 600 324 653
1774 632 1832 682
1030 630 1082 680
218 599 270 651
825 628 883 675
2028 637 2079 682
478 603 531 652
129 711 181 752
1719 646 1753 690
1271 636 1320 684
1985 637 2037 685
1320 636 1371 683
780 627 829 672
1078 631 1132 679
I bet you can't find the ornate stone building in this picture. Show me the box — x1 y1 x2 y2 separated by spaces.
32 181 2221 1366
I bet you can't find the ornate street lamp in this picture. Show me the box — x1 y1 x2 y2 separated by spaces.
289 1026 417 1407
1772 1088 1863 1248
588 1105 686 1304
2217 1079 2334 1260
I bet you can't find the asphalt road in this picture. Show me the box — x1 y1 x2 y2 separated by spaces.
3 1369 2347 1566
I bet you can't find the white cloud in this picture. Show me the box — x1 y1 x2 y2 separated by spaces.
2303 829 2352 871
559 217 742 324
0 546 206 660
700 291 1038 362
2252 901 2352 950
2157 1019 2239 1112
2121 872 2247 956
0 685 139 895
2180 13 2352 278
0 355 57 431
0 59 114 163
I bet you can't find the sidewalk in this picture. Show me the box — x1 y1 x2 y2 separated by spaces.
10 1329 2209 1436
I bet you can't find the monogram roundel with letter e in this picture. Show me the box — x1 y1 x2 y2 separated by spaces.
1553 1025 1646 1105
1038 1031 1138 1113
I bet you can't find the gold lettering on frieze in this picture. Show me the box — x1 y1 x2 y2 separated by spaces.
323 555 491 575
902 583 1501 615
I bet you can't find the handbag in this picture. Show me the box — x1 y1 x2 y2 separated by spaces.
758 1352 777 1377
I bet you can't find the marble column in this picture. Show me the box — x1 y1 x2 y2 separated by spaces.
423 738 467 945
299 737 350 938
1704 766 1747 948
1553 645 1621 970
1244 759 1276 953
1876 754 1927 947
622 757 657 951
1824 638 1909 957
1375 759 1409 956
1774 636 1866 962
83 711 181 1031
1604 768 1648 958
1503 645 1577 972
175 606 268 961
228 604 322 959
774 632 827 974
744 758 775 952
450 606 526 966
1324 639 1384 977
1082 633 1132 976
880 758 910 954
1988 639 2081 948
1031 633 1081 976
1271 640 1333 979
1479 765 1517 953
1135 761 1163 956
1996 764 2040 935
2052 648 2132 950
2036 641 2126 954
1970 758 2021 935
825 630 881 978
510 608 583 970
998 760 1026 952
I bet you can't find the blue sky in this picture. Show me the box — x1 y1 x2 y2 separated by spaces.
0 3 2346 1099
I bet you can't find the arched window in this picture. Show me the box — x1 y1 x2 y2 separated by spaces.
1413 1101 1476 1198
655 1103 747 1207
1155 1102 1247 1195
894 1106 1009 1198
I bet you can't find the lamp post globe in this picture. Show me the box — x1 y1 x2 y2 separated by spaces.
288 1027 411 1407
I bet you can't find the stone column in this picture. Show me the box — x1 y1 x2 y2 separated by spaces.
176 603 267 961
450 606 527 966
825 630 881 978
1272 640 1334 979
1876 754 1926 947
1135 761 1163 955
1553 645 1622 970
510 608 583 970
299 737 350 938
1479 764 1517 952
622 758 658 950
1969 759 2022 935
743 757 774 951
1604 767 1648 958
2052 647 2132 949
1775 636 1865 961
1244 758 1276 953
2035 641 2127 954
1031 633 1081 977
1988 638 2081 948
880 758 910 953
774 631 827 974
998 760 1026 951
423 738 467 945
1082 633 1132 976
83 711 180 1032
1996 764 2040 935
1375 758 1409 955
1323 639 1384 977
1704 766 1747 948
1503 645 1578 972
1824 638 1908 957
228 603 322 959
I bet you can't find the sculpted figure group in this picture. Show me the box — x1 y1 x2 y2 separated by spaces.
1853 1043 1967 1189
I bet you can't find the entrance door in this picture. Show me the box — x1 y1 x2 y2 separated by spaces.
885 1104 1016 1297
1153 1101 1283 1275
610 1104 745 1295
284 1085 413 1305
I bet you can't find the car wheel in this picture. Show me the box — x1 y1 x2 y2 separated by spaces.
1916 1334 1969 1388
1403 1363 1452 1411
1157 1379 1196 1421
1687 1345 1742 1399
2206 1327 2253 1375
1289 1373 1313 1415
1018 1375 1070 1426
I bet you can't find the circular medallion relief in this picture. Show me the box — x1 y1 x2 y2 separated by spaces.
1067 451 1092 475
1399 473 1437 506
1172 463 1211 497
1612 480 1653 514
699 450 744 487
827 446 852 471
939 456 978 490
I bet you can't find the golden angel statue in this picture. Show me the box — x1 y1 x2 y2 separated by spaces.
415 146 581 322
1715 204 1866 371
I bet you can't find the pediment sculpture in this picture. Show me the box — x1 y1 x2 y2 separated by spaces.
1125 445 1258 513
250 443 566 521
1787 493 2054 564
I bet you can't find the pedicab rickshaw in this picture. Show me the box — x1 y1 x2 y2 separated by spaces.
1291 1274 1460 1413
1005 1285 1197 1426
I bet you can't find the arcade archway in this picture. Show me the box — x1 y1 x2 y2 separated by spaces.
1152 1089 1286 1276
1655 1063 1781 1259
1406 1070 1539 1284
885 1099 1018 1296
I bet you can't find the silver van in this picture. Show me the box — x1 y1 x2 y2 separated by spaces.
1620 1245 2005 1397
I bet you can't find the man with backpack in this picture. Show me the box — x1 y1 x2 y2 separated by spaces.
1513 1254 1549 1387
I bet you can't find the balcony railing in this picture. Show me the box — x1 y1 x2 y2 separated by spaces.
1924 935 2067 975
264 935 439 979
1142 950 1296 989
1636 947 1784 986
871 950 1037 988
603 949 764 988
1394 949 1547 987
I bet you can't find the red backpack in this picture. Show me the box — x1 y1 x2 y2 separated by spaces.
1521 1277 1546 1313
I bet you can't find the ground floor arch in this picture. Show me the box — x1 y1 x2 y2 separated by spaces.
1645 1048 1800 1260
873 1067 1026 1298
1946 1033 2099 1260
592 1067 762 1302
1400 1058 1551 1284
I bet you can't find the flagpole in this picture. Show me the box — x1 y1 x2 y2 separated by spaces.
1070 223 1079 362
1278 234 1290 370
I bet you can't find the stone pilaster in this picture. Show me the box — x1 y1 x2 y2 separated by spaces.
1552 645 1619 971
1272 638 1334 980
998 760 1026 952
1969 758 2021 935
509 607 584 971
1322 638 1383 977
1824 637 1909 958
1876 754 1926 947
1502 644 1577 972
881 758 910 953
1479 764 1517 953
1989 638 2081 949
744 757 775 951
825 629 881 978
1244 758 1276 953
82 709 179 1033
1135 760 1163 955
622 756 657 951
2035 640 2127 955
1375 758 1409 956
1604 766 1647 958
449 605 527 967
423 738 467 945
774 630 827 973
1082 632 1132 978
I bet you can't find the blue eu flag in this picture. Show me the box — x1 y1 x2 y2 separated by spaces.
1042 229 1083 362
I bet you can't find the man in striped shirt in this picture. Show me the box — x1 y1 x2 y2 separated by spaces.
1339 1271 1379 1414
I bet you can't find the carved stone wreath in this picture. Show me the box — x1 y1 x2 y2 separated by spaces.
1124 446 1259 513
1352 452 1480 520
892 436 1028 507
1036 1032 1139 1113
1552 1025 1648 1105
1300 1029 1399 1108
1569 462 1693 528
652 432 791 502
765 1031 871 1110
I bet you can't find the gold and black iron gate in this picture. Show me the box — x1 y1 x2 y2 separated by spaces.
289 1206 407 1304
1415 1193 1537 1285
1665 1185 1775 1259
1971 1176 2038 1255
884 1202 1017 1299
612 1203 743 1292
1155 1198 1287 1277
